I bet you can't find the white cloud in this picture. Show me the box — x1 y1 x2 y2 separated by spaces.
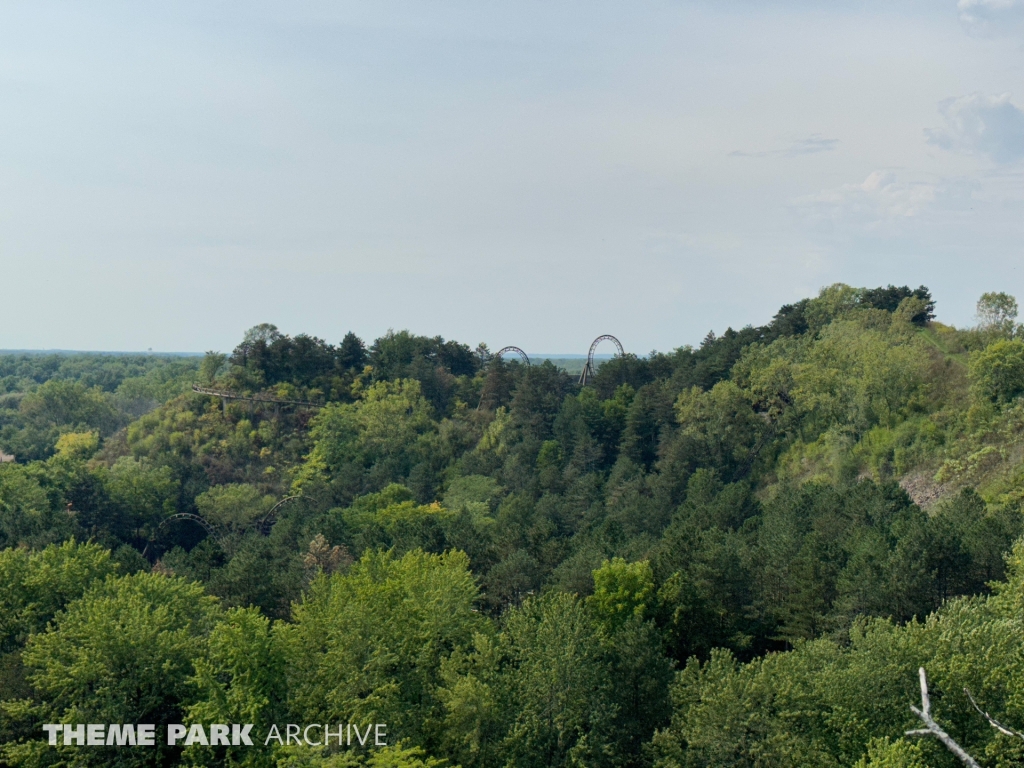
785 136 840 156
926 92 1024 163
795 171 938 224
958 0 1024 30
730 134 838 158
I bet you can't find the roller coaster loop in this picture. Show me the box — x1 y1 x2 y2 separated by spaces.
578 335 624 386
155 496 303 546
494 346 530 365
157 512 222 543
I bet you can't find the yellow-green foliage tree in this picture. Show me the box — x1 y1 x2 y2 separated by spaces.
4 572 220 768
287 549 482 752
297 380 436 495
969 339 1024 406
0 540 117 655
185 607 289 768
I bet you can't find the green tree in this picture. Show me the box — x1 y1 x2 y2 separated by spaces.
976 291 1019 336
276 744 450 767
287 549 483 751
102 456 178 543
442 475 502 514
0 463 72 550
185 607 289 768
5 572 220 767
852 738 928 768
204 530 304 616
671 380 765 481
339 331 367 370
200 351 228 384
196 483 275 532
299 379 435 494
20 379 121 436
590 558 674 767
969 339 1024 405
589 557 655 631
0 539 117 654
497 592 617 768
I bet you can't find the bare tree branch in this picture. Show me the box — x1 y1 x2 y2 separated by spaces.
964 687 1024 740
905 667 981 768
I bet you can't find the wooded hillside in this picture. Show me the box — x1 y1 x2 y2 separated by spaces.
3 285 1024 767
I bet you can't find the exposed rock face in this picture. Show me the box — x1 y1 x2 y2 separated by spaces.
900 471 953 510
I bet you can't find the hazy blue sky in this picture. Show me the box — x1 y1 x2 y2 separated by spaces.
2 1 1023 354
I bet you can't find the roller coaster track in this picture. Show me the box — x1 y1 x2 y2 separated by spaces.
494 346 530 365
156 496 303 547
254 496 301 535
157 512 222 542
191 384 324 409
578 335 624 386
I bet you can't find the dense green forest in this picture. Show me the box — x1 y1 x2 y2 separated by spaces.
4 285 1024 767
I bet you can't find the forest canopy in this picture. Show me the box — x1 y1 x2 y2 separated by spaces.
3 284 1024 767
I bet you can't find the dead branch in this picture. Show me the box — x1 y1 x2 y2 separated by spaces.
964 687 1024 741
905 667 981 768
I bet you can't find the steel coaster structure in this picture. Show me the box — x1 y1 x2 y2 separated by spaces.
494 346 530 365
158 512 222 542
578 335 624 386
254 495 301 535
156 496 302 547
191 384 324 413
475 345 530 412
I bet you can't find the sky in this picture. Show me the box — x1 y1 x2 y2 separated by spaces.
1 1 1023 355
